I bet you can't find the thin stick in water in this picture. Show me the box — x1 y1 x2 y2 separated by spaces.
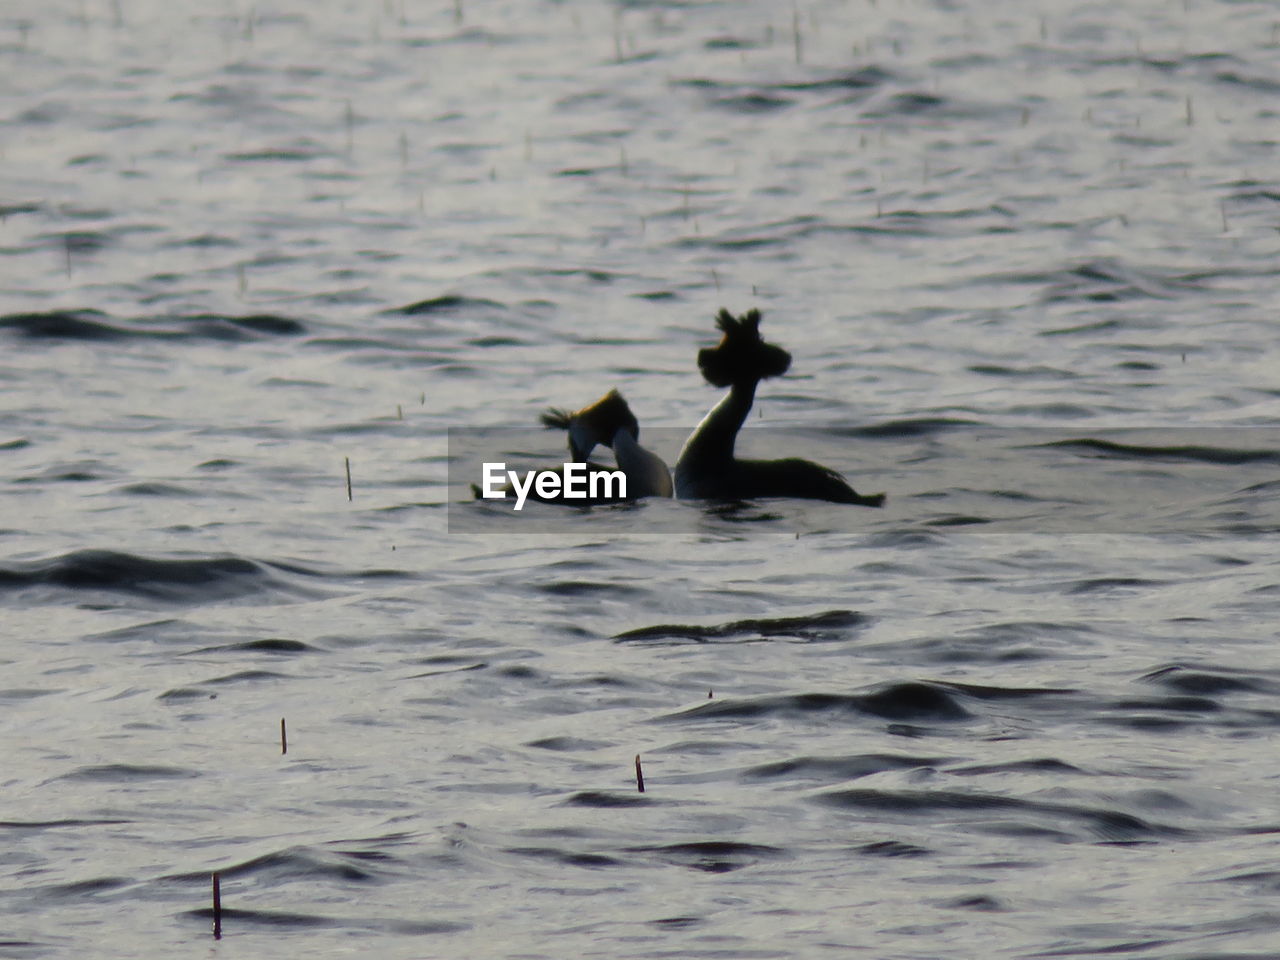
634 754 645 793
280 717 287 755
345 457 352 501
212 872 222 939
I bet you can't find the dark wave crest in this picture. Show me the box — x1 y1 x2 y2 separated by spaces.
659 681 971 725
0 550 331 605
613 609 867 643
0 309 305 342
1039 437 1280 465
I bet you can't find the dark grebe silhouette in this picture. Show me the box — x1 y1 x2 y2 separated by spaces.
674 308 885 506
540 388 637 463
542 390 673 499
470 391 638 506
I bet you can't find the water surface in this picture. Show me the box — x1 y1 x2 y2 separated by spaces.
4 0 1280 957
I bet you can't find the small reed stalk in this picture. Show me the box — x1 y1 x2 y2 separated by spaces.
212 872 222 939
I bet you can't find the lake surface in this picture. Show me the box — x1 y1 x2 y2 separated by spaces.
4 0 1280 956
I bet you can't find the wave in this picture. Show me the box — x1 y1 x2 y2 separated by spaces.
0 309 305 343
386 295 506 316
835 417 981 439
1036 437 1280 465
659 681 971 724
742 752 949 784
1141 664 1277 696
0 549 334 605
54 764 199 782
977 257 1217 306
811 787 1192 842
562 791 655 808
613 609 867 643
625 841 787 873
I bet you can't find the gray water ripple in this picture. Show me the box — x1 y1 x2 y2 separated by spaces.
0 550 341 606
0 309 306 342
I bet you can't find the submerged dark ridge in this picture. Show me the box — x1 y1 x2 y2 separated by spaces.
1040 258 1210 303
116 482 195 497
0 818 133 829
711 92 794 113
859 682 973 720
968 364 1079 380
388 294 506 315
1042 318 1130 336
702 504 786 524
204 669 292 685
677 67 891 96
857 840 931 858
0 309 128 340
835 417 981 438
1214 69 1280 94
505 847 625 869
925 515 991 527
182 907 466 935
940 894 1006 912
157 687 213 702
938 681 1079 701
982 257 1213 303
613 609 866 642
629 840 785 857
0 549 327 604
628 841 787 873
198 846 388 885
1037 437 1280 465
224 147 329 162
56 764 199 783
1140 664 1276 696
0 309 306 342
742 752 949 783
946 758 1088 777
205 313 306 337
660 682 971 724
864 90 947 116
682 207 1012 249
524 736 614 752
812 788 1192 841
185 907 337 929
1065 577 1165 594
12 457 117 484
772 66 893 91
34 876 132 900
185 638 318 655
563 791 655 808
537 580 650 598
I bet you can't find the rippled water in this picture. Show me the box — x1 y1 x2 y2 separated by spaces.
4 0 1280 956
